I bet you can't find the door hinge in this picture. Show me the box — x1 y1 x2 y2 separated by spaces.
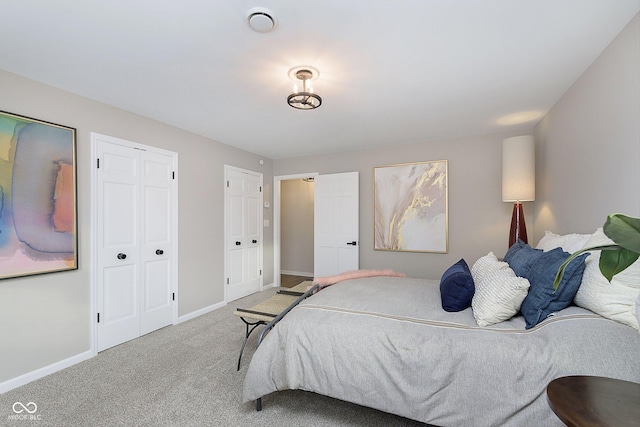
172 292 175 301
172 171 175 180
227 278 229 284
260 186 262 192
97 158 100 168
260 269 262 275
97 313 100 323
227 181 230 187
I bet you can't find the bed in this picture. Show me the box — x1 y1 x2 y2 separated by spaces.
243 235 640 426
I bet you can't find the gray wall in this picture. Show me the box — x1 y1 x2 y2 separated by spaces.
280 179 314 275
0 69 274 384
274 132 527 280
533 13 640 240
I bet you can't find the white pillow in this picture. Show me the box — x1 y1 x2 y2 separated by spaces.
470 252 509 284
574 228 640 330
471 267 530 327
536 230 591 253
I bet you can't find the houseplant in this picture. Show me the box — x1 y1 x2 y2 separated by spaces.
554 213 640 290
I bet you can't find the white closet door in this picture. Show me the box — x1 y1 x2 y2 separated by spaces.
244 172 262 294
95 135 176 352
225 166 263 302
140 150 174 335
97 140 142 351
314 172 359 277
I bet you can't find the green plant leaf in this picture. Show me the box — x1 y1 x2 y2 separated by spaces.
603 213 640 252
553 261 570 291
553 247 591 291
552 244 620 291
599 247 640 282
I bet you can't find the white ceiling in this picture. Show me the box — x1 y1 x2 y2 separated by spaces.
0 1 638 159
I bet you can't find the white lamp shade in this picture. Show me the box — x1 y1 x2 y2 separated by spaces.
502 135 535 202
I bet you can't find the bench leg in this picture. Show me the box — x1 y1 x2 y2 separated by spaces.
237 318 264 371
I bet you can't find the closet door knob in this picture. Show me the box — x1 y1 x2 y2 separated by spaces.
117 253 127 260
236 241 241 246
156 249 164 255
252 239 257 244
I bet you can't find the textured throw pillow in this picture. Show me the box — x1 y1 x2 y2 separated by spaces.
471 267 530 327
574 229 640 330
503 240 544 277
536 231 592 253
440 259 475 312
470 252 510 284
520 248 588 329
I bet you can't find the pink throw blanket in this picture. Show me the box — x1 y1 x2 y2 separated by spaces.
313 269 405 289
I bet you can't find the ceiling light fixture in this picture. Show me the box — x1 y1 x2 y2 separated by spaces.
287 69 322 110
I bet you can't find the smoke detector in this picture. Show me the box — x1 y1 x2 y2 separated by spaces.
247 7 277 33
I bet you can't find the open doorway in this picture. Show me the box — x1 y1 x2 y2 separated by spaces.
274 173 318 288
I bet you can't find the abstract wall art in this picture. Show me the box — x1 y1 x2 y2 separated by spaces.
0 111 77 279
374 160 448 253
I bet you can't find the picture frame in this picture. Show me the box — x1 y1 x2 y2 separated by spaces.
0 110 77 279
374 160 448 253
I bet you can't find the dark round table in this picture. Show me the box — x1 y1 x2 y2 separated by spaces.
547 375 640 427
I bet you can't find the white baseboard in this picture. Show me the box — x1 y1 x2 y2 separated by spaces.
176 284 279 323
281 270 313 277
0 349 94 395
262 282 275 290
176 300 226 324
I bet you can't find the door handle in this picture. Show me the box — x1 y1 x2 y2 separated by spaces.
236 241 241 246
347 241 357 246
156 249 164 255
252 239 257 244
117 253 127 260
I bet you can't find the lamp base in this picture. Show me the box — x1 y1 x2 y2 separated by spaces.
508 202 528 248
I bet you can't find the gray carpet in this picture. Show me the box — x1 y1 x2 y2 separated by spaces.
0 287 425 426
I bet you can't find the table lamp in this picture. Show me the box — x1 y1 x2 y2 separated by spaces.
502 135 535 248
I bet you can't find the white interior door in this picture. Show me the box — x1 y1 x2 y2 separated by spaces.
225 166 263 302
97 141 140 350
95 135 176 352
314 172 359 277
140 150 174 335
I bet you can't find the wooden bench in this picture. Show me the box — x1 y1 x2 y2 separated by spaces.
234 281 315 370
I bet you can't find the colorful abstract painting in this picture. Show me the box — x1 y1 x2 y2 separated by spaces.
0 111 77 279
374 160 448 252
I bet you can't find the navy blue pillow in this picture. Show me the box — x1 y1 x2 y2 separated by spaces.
504 240 544 277
440 259 475 312
520 248 588 329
